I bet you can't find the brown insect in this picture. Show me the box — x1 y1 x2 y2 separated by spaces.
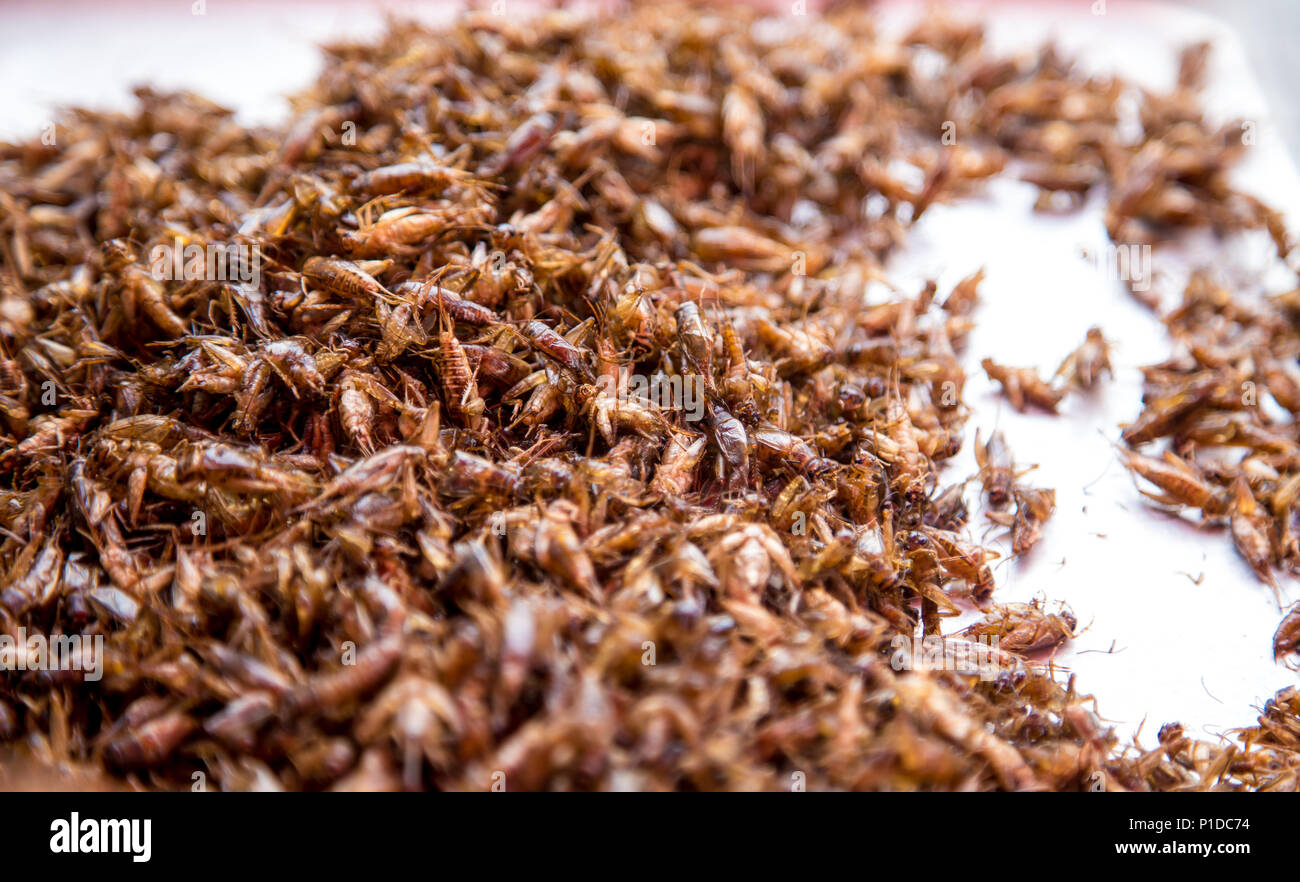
1121 449 1229 517
981 358 1066 414
1275 605 1300 669
302 256 390 300
519 320 595 383
1055 327 1113 391
1008 486 1056 556
975 429 1016 509
963 601 1076 655
436 326 486 430
348 157 478 196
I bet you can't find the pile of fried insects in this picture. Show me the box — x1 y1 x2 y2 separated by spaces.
1 1 1298 791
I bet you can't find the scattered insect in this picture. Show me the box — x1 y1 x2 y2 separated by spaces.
982 358 1066 414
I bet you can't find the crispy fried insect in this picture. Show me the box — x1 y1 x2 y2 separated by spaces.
975 429 1015 509
69 461 141 592
651 434 706 498
349 157 478 196
757 317 832 376
462 343 530 388
1008 486 1056 556
673 301 715 384
336 370 380 454
177 443 318 499
1055 327 1113 391
400 280 500 327
442 451 520 499
575 381 672 444
1121 373 1222 446
284 631 404 717
753 426 835 477
341 206 456 257
310 445 429 508
437 327 486 430
877 393 926 502
964 601 1076 655
102 711 198 770
303 256 389 300
103 239 190 339
1121 449 1229 516
1229 476 1278 599
529 500 600 598
981 358 1066 414
519 320 594 383
721 85 764 192
719 314 760 423
708 405 750 492
927 527 996 602
712 523 798 598
1275 605 1300 668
